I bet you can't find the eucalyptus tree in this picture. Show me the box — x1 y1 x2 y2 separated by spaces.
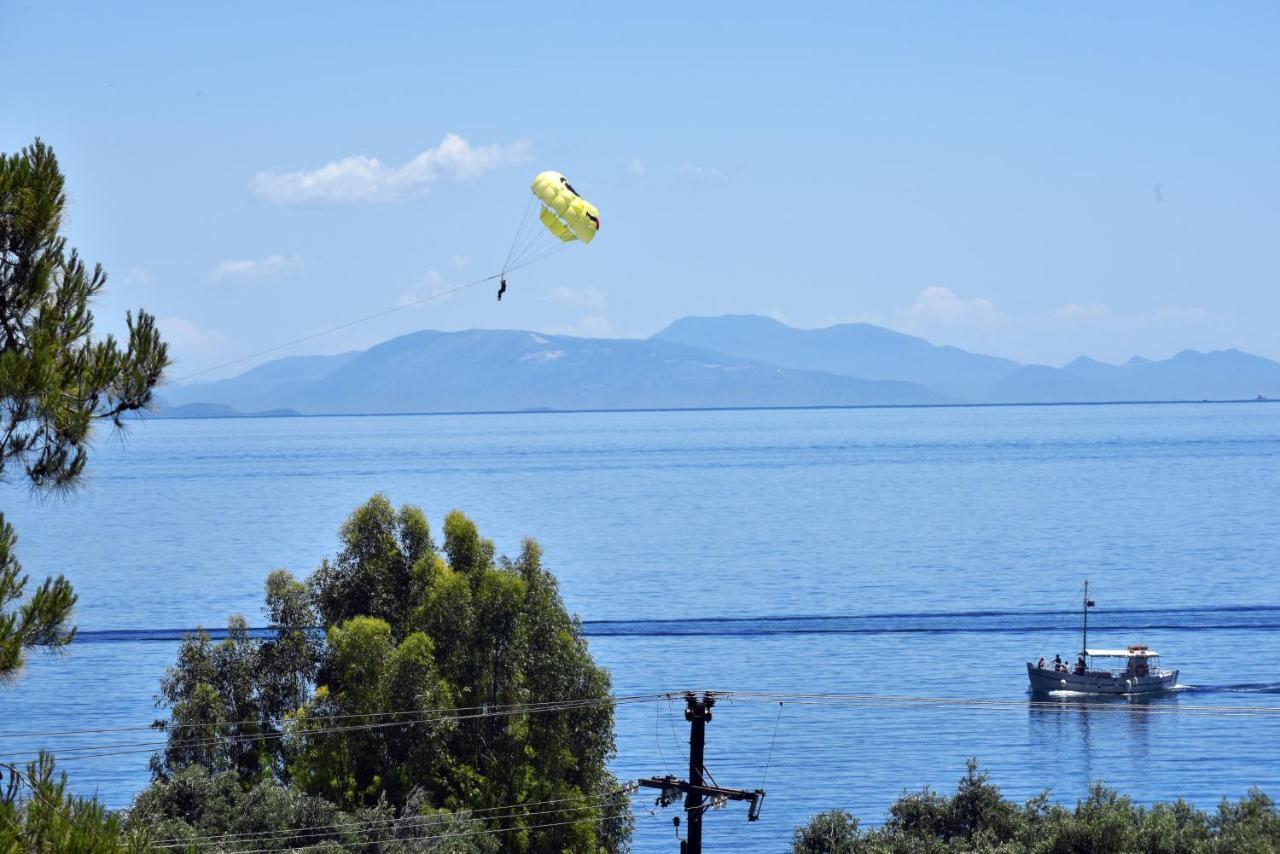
146 495 632 852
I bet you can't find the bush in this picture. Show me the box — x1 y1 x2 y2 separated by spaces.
792 762 1280 853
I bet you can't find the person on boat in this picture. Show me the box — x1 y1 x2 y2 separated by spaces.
1075 656 1086 674
1053 654 1063 672
1038 657 1045 669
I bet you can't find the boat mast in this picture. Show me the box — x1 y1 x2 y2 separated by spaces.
1081 580 1088 657
1080 580 1095 657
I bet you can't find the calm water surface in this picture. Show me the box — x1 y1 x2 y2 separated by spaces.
3 403 1279 851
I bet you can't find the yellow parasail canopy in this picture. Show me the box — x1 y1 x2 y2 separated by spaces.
531 171 600 244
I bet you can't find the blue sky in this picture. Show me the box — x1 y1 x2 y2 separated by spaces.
4 2 1277 377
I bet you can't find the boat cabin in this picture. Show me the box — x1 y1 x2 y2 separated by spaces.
1083 645 1160 678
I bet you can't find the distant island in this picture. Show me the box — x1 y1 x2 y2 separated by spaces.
156 315 1280 417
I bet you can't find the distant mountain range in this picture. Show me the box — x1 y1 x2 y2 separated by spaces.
156 315 1280 417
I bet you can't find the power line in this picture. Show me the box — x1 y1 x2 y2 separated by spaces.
0 692 670 743
714 690 1280 717
150 788 647 850
0 761 85 834
638 692 765 854
6 688 1277 750
229 797 647 854
0 694 666 764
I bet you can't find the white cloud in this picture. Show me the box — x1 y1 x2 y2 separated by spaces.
546 286 607 309
207 254 304 283
879 286 1224 364
906 286 1006 331
122 266 154 287
680 164 728 182
397 270 464 308
625 157 645 177
158 316 232 366
450 255 471 270
250 134 532 203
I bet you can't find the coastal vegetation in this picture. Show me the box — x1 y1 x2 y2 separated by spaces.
1 138 168 848
792 761 1280 853
129 495 629 852
0 138 168 675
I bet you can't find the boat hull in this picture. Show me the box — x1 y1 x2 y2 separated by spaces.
1027 663 1178 695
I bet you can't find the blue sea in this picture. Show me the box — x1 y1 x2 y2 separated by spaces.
3 402 1279 851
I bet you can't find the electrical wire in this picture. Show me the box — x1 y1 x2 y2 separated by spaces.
655 696 673 778
6 689 1275 750
150 789 648 850
149 791 645 848
0 694 669 765
709 690 1280 718
0 692 673 742
229 797 642 854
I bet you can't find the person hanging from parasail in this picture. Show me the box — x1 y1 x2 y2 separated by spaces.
498 171 600 303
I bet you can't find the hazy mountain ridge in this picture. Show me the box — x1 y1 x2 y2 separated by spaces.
653 314 1021 399
654 316 1280 403
163 328 941 415
160 316 1280 416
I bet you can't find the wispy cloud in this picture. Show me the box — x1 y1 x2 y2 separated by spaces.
251 134 532 203
122 266 154 287
397 270 466 308
887 286 1221 364
546 286 607 309
906 286 1005 331
625 157 645 177
158 316 232 366
207 254 304 283
680 164 728 183
450 255 471 270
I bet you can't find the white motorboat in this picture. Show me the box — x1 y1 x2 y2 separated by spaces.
1027 581 1179 695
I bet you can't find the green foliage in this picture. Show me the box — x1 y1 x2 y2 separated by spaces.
311 498 436 637
142 494 629 852
792 808 860 853
791 762 1280 853
0 138 168 678
151 574 321 782
129 764 498 853
0 138 168 489
289 618 452 808
0 752 150 852
0 514 76 674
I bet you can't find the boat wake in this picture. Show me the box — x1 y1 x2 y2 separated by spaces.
1173 682 1280 695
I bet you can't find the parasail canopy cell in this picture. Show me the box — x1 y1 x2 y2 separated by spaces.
531 171 600 244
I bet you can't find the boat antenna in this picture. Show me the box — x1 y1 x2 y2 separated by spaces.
1081 580 1096 657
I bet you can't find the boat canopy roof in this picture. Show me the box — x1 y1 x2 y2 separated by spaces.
1086 648 1159 658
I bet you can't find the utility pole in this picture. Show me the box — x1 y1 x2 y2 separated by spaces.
639 692 765 854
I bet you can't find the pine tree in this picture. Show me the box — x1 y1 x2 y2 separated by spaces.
0 138 169 674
